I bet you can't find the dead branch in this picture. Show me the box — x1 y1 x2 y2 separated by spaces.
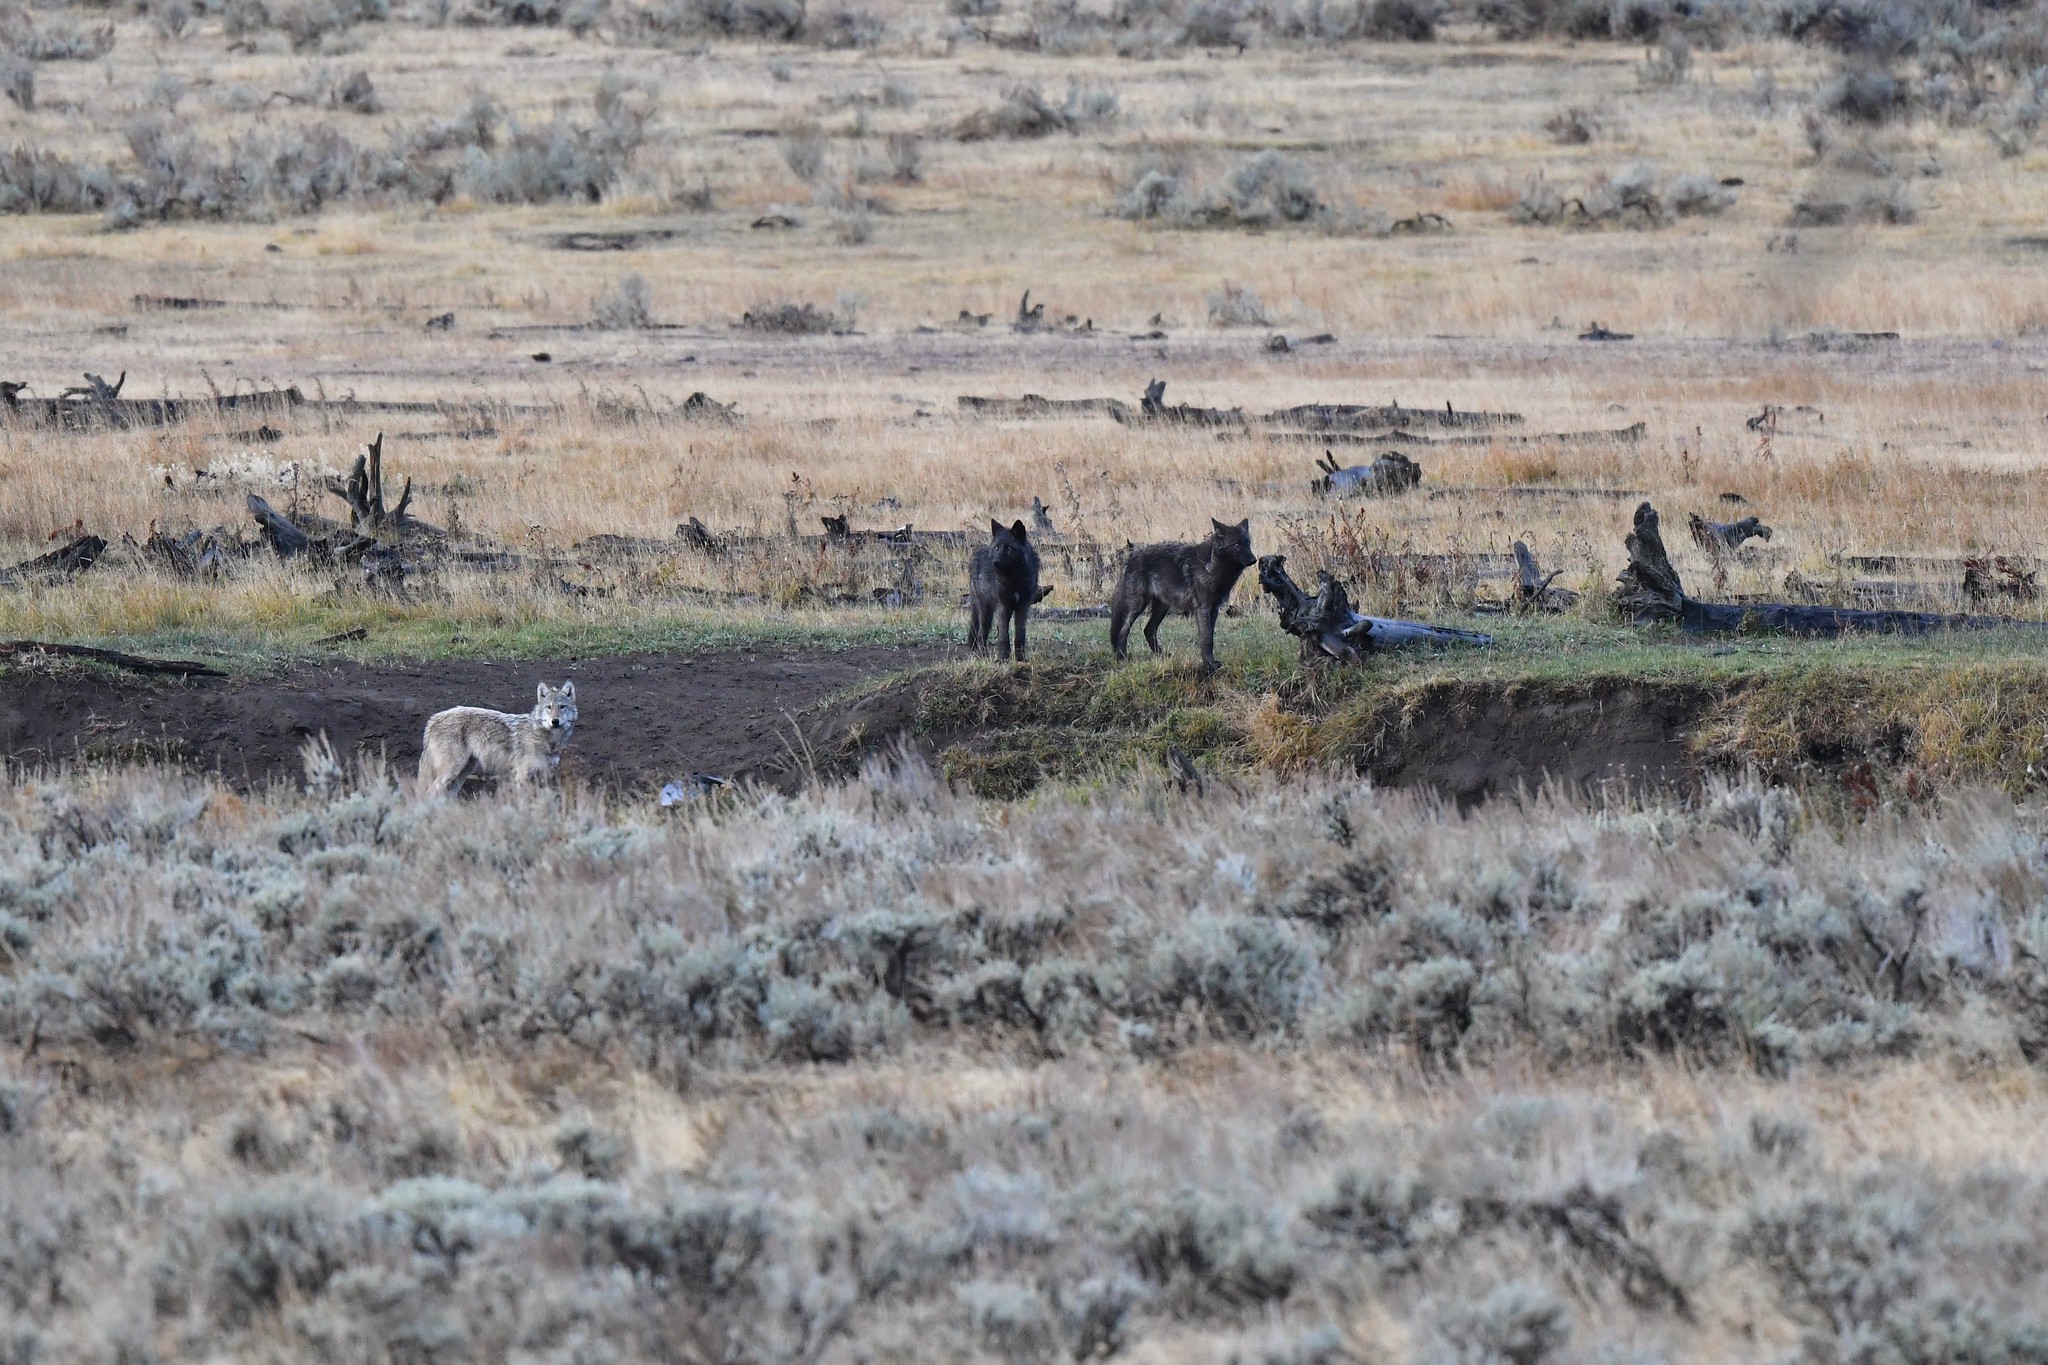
1314 450 1422 498
1014 288 1044 332
322 433 440 539
247 494 314 557
132 526 234 578
1617 501 2048 635
0 640 223 677
1513 541 1578 612
0 533 104 586
1257 554 1492 662
1964 556 2039 605
1615 502 1688 623
1121 379 1245 428
58 370 124 404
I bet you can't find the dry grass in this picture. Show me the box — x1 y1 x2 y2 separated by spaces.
4 8 2048 1358
0 10 2032 642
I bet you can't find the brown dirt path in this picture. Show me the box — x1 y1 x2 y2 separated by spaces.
0 645 946 792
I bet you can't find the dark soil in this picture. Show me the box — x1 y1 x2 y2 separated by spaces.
810 671 1719 802
0 646 944 793
0 649 1718 801
1355 680 1714 802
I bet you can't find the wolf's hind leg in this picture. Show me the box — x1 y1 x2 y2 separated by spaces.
1143 601 1169 654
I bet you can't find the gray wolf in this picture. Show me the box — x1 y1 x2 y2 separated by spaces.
1109 518 1255 674
417 681 577 795
967 518 1042 660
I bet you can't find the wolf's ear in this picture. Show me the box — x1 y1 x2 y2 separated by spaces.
991 518 1005 536
1236 518 1250 534
560 681 575 701
1010 519 1028 540
1212 518 1230 534
537 682 550 705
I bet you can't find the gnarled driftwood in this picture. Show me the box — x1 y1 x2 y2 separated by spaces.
1258 554 1492 662
1121 380 1245 428
1314 449 1422 498
1513 541 1579 612
0 533 105 586
1617 501 2045 635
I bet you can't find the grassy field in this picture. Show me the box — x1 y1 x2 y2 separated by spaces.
7 0 2048 1358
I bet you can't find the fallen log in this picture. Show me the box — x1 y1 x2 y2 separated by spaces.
1964 556 2039 604
1616 501 2046 636
247 494 315 557
955 393 1518 430
1244 421 1649 448
1257 554 1492 662
1118 380 1246 428
0 533 106 586
0 640 223 677
817 517 966 549
957 394 1136 421
1267 400 1522 432
1828 551 2038 575
1779 572 1953 610
821 515 914 544
0 378 302 431
1314 450 1422 498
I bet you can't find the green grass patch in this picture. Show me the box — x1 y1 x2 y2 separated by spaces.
1697 659 2048 793
836 618 2048 797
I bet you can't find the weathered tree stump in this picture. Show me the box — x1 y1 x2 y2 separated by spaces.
1617 501 2047 635
325 433 424 534
0 533 105 586
1313 449 1422 498
1124 380 1244 427
1257 554 1492 662
1513 541 1579 612
247 494 315 558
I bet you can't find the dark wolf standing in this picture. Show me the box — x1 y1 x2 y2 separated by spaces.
967 519 1042 660
1109 518 1256 674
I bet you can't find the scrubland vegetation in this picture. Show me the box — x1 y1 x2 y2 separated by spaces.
13 756 2048 1360
2 0 2048 1356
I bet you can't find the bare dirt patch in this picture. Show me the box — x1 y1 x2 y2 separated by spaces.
0 647 1713 800
808 668 1716 801
0 645 945 791
1357 679 1714 802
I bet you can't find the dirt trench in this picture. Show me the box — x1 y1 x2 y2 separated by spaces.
0 649 1718 801
1352 680 1715 802
0 646 945 793
810 672 1719 803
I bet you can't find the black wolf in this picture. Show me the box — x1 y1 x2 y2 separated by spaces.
1109 518 1255 673
967 519 1042 660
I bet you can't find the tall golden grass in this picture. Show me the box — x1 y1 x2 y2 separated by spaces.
0 13 2034 637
